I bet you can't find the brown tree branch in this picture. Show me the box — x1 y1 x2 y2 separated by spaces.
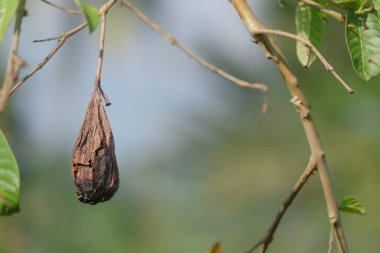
230 0 349 252
120 0 268 97
245 158 317 253
0 0 27 113
300 0 345 23
41 0 81 15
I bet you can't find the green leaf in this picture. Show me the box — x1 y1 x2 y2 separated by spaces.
339 196 366 215
295 1 327 66
0 129 20 216
0 0 19 43
346 11 380 80
75 0 99 33
373 0 380 11
332 0 361 10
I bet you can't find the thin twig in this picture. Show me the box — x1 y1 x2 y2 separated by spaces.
9 22 87 96
95 12 109 104
33 36 60 43
300 0 345 23
120 0 268 95
9 0 118 97
95 12 110 105
255 28 353 94
327 226 334 253
0 0 27 113
95 14 106 86
41 0 81 15
245 158 317 253
93 0 117 106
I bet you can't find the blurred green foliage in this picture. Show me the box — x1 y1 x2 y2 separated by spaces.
1 1 380 253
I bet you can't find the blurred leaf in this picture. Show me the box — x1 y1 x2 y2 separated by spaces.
278 0 290 7
75 0 99 33
0 0 19 43
373 0 380 11
295 1 327 66
332 0 361 10
345 11 380 80
339 196 366 215
0 129 20 216
208 242 224 253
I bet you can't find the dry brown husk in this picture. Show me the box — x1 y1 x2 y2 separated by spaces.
71 91 119 204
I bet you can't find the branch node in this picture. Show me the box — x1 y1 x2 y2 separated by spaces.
290 95 310 118
169 36 177 45
330 216 338 224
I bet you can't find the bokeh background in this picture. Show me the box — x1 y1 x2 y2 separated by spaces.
1 0 380 252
